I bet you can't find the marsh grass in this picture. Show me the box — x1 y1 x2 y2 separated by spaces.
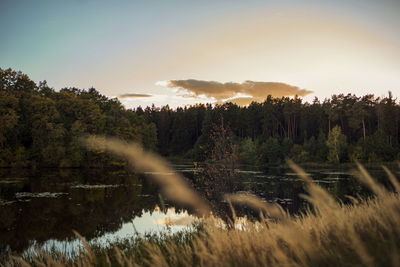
7 137 400 266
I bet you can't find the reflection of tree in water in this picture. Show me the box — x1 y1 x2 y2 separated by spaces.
190 121 241 222
190 164 375 223
0 169 162 255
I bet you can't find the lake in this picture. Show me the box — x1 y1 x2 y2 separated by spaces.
0 164 395 261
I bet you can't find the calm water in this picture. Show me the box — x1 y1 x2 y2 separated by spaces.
0 164 395 260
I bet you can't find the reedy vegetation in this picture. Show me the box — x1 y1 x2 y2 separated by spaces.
9 138 400 267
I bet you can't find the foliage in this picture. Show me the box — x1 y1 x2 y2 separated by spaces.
2 67 400 166
257 137 282 165
195 121 239 199
239 138 257 164
326 125 348 163
0 68 157 167
290 144 310 162
141 91 400 164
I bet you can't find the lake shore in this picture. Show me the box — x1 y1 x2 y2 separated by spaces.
8 169 400 267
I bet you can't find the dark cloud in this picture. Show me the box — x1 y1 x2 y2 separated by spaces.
119 93 153 98
167 79 313 105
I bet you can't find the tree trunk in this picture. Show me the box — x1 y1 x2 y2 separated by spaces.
328 119 331 133
362 118 366 141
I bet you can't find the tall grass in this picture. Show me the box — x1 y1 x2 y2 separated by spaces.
8 137 400 266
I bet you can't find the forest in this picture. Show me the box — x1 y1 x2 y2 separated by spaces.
0 68 157 168
1 67 399 167
139 90 400 165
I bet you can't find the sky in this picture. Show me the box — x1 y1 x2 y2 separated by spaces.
1 0 400 108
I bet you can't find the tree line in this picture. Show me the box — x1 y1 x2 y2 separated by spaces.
0 68 157 167
138 92 400 165
1 68 399 167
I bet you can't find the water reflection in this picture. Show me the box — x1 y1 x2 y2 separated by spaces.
0 165 393 261
20 207 195 260
0 169 171 258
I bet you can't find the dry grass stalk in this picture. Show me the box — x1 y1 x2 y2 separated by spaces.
353 161 388 197
382 165 400 193
287 159 338 214
85 136 210 216
224 193 287 221
9 138 400 267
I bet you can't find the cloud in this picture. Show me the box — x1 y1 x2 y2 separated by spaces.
118 93 153 98
166 80 313 105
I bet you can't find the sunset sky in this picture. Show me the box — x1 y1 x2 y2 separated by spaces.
1 0 400 108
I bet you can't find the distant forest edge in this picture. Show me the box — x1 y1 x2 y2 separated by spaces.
0 68 157 168
1 68 399 168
